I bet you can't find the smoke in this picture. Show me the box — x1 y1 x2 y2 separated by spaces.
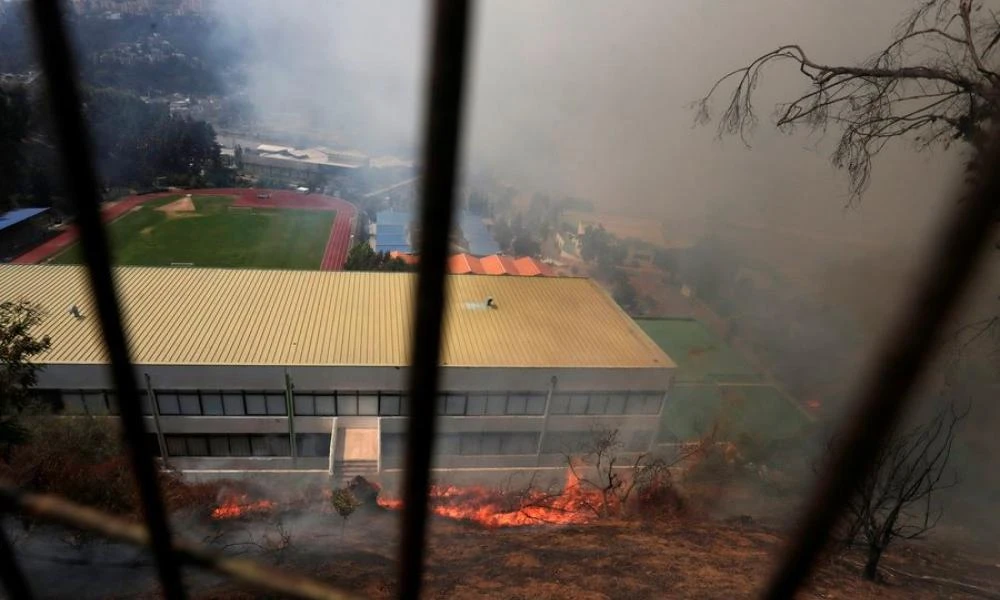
202 0 999 542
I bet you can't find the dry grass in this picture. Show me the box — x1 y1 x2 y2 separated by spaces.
194 509 995 599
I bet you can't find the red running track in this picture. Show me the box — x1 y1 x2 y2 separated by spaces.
11 188 357 271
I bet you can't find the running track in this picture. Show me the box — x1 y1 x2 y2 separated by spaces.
11 188 357 271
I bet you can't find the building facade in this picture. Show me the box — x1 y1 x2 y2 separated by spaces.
2 266 675 483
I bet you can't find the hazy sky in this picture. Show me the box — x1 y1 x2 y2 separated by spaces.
211 0 962 241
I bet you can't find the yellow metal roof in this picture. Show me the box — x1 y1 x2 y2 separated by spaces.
0 265 675 369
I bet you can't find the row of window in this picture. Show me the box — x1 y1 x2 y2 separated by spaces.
540 429 655 453
43 389 664 418
549 393 662 416
381 432 541 457
139 431 655 458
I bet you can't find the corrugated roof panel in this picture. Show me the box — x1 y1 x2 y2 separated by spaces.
0 208 49 233
0 266 673 369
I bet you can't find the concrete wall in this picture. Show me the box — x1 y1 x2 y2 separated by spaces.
38 363 671 394
40 362 671 473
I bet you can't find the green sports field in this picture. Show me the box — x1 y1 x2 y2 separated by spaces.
49 195 335 269
635 317 812 444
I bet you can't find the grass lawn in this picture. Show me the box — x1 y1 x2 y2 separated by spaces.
635 317 761 383
659 384 811 443
633 317 810 444
49 195 335 269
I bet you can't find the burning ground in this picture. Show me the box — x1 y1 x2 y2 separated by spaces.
7 478 999 599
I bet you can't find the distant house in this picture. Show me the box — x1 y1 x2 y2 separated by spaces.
0 208 51 261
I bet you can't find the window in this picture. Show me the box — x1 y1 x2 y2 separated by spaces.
83 391 108 415
223 393 245 415
178 393 200 415
296 434 331 457
445 394 466 415
358 394 379 415
265 392 287 415
209 436 230 457
549 394 570 415
459 433 481 455
606 394 627 415
165 436 187 457
504 432 540 455
541 431 593 454
337 392 358 416
245 393 267 415
157 393 180 415
294 395 315 416
480 433 502 454
466 394 486 415
506 394 526 415
435 434 460 455
186 436 208 456
625 393 662 415
60 391 85 415
526 394 547 415
315 394 336 415
485 394 506 416
569 395 589 415
164 434 290 457
229 435 251 457
586 394 608 415
201 393 224 416
379 394 401 415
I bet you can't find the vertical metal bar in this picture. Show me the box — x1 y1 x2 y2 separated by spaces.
286 373 298 465
145 374 169 468
0 525 34 599
26 1 186 598
762 128 1000 598
398 1 473 598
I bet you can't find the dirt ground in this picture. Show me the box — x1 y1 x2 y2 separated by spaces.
185 508 999 600
157 195 197 214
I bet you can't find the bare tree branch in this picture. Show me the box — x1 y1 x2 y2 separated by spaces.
694 1 1000 200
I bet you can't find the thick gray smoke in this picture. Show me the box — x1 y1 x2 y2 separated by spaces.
206 0 999 541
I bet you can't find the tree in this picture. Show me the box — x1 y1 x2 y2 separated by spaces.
695 0 1000 199
331 488 361 538
512 234 541 257
344 242 411 272
560 428 684 519
493 220 514 251
829 400 968 581
611 270 640 313
0 301 51 454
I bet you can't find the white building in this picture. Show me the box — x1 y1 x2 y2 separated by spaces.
1 266 676 483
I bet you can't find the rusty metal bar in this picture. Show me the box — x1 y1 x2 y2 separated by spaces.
0 525 34 599
398 0 474 598
0 483 360 600
26 1 186 598
762 130 1000 597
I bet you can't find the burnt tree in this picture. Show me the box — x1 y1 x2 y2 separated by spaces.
695 0 1000 200
830 400 968 580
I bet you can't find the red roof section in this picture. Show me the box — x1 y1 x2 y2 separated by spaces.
392 253 553 276
448 253 486 274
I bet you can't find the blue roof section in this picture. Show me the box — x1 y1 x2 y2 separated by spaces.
374 211 413 252
374 210 500 255
0 208 49 233
376 211 413 226
460 214 500 256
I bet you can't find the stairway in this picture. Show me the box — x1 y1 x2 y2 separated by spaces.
333 460 378 486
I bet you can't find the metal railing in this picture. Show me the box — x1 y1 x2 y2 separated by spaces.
0 0 996 598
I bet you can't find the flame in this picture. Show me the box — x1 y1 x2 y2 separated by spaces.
211 494 276 520
377 470 608 528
